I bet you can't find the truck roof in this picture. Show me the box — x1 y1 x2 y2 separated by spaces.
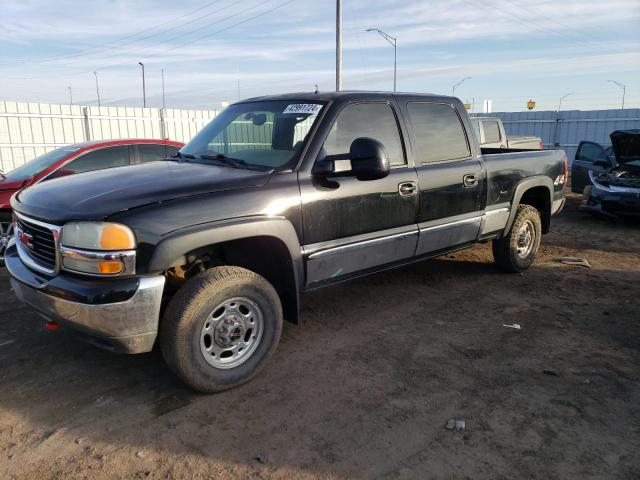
240 90 455 104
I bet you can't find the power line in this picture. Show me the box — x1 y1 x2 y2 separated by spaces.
458 0 597 47
2 0 227 65
0 0 289 81
499 0 600 43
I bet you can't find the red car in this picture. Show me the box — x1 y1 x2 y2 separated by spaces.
0 139 184 261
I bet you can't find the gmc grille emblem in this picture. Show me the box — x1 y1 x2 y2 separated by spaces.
18 230 34 250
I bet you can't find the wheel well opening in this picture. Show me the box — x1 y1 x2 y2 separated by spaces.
167 236 299 324
519 186 551 233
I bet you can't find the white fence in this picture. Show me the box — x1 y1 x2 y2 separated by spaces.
0 101 218 172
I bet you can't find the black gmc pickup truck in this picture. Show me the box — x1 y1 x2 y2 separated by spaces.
6 92 567 392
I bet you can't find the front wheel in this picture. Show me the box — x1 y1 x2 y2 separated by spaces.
160 266 283 393
492 205 542 273
0 212 14 265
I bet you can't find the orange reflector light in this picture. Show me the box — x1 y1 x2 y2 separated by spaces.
100 224 135 250
98 261 123 274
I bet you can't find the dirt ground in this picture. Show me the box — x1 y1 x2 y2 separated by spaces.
1 192 639 480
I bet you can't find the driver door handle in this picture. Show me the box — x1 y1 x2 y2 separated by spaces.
463 174 478 188
398 181 417 196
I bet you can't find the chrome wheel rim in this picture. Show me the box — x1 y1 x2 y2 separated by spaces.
0 222 13 260
200 297 264 369
516 220 535 258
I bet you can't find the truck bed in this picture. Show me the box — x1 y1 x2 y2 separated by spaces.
481 148 567 210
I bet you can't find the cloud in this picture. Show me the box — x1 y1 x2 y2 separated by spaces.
0 0 638 110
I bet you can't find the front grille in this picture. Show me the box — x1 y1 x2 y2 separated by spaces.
16 216 58 272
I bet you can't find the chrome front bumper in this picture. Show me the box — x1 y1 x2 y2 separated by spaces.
6 240 165 354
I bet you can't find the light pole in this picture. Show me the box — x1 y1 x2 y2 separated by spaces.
336 0 342 91
93 71 101 107
138 62 147 108
366 28 397 92
607 80 626 110
452 77 471 97
161 68 166 110
67 86 73 105
558 92 573 111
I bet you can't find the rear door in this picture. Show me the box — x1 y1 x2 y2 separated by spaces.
572 141 611 193
404 102 483 256
300 101 419 286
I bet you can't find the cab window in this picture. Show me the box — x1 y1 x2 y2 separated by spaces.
482 120 501 144
322 103 406 166
407 103 470 163
472 121 481 142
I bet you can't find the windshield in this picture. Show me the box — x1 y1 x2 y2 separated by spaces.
181 100 326 169
4 146 79 180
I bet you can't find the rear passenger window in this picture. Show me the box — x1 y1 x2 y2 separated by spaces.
482 121 501 144
138 144 178 163
51 145 129 177
322 103 406 166
407 103 470 163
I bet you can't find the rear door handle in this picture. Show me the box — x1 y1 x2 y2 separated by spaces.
463 174 478 188
398 181 417 196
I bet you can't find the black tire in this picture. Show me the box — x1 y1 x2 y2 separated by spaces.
0 211 13 266
492 204 542 273
160 266 283 393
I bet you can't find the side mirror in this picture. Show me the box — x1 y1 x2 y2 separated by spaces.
313 137 390 181
349 137 390 181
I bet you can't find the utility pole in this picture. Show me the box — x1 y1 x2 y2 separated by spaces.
452 77 471 97
68 86 73 105
138 62 147 108
558 92 573 111
161 68 166 110
366 28 397 92
93 71 101 107
336 0 342 91
607 80 626 109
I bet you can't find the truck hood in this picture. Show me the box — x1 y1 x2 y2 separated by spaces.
0 178 26 193
13 161 272 222
610 129 640 164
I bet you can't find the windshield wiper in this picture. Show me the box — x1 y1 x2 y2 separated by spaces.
170 151 196 162
198 153 249 169
0 168 5 179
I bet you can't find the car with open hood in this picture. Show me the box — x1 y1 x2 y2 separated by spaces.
572 129 640 217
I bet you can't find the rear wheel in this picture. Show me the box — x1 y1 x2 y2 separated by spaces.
160 266 283 393
0 212 13 265
492 205 542 273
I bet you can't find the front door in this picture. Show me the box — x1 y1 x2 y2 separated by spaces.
404 102 483 256
300 101 418 286
572 141 611 193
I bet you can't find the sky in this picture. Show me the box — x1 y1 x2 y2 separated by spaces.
1 0 639 112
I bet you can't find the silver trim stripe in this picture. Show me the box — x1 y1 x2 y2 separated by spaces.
308 230 418 259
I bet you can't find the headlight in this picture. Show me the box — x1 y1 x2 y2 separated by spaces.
62 222 135 250
61 222 136 276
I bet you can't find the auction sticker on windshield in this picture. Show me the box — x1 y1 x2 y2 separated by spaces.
283 104 323 115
